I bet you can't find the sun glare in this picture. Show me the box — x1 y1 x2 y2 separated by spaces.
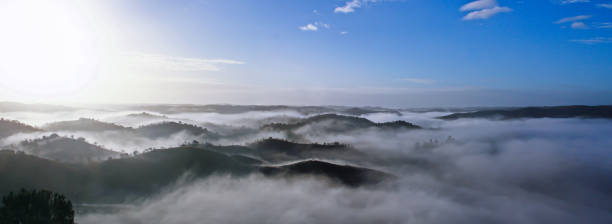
0 1 99 98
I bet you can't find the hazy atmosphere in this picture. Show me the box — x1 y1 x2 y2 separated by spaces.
1 0 611 106
0 1 611 224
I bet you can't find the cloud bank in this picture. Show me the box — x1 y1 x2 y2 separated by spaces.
460 0 511 20
70 110 612 223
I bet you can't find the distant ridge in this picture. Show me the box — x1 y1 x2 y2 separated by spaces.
439 105 612 120
126 112 168 118
0 101 74 112
262 114 421 132
125 104 401 115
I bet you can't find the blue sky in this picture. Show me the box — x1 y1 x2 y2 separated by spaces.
0 0 611 107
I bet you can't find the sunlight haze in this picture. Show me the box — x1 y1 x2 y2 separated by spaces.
1 0 610 106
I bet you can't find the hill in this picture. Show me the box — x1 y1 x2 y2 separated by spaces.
0 118 41 139
10 134 120 163
43 119 214 139
0 139 391 202
262 114 421 133
44 118 130 132
260 160 393 187
125 112 168 119
248 138 351 162
438 105 612 120
0 147 253 203
134 121 211 138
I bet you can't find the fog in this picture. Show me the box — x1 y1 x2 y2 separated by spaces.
80 116 612 223
1 107 611 223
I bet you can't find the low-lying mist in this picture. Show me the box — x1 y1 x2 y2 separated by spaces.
1 106 611 223
83 117 612 223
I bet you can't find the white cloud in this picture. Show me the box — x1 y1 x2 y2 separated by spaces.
335 0 362 13
598 22 612 28
570 22 588 29
299 22 328 31
598 3 612 8
299 23 318 31
561 0 590 4
334 0 378 14
570 37 612 44
124 53 244 72
399 78 435 84
460 0 498 11
555 15 591 24
460 0 511 21
462 6 512 20
340 31 349 35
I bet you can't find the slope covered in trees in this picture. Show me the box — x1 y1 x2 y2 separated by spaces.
248 138 351 162
10 134 120 163
43 119 214 139
262 114 421 133
0 189 74 224
44 118 130 132
135 121 211 139
0 118 41 139
0 139 391 203
0 147 253 203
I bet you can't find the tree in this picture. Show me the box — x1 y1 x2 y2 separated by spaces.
0 189 74 224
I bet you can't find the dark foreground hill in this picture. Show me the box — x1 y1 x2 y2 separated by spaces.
0 142 389 203
260 160 393 187
439 105 612 120
0 148 252 203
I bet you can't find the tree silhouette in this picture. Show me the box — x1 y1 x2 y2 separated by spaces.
0 189 74 224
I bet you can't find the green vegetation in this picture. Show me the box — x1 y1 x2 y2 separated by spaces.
0 137 391 203
0 189 74 224
0 147 253 203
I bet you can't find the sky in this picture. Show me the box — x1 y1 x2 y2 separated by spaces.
0 0 611 107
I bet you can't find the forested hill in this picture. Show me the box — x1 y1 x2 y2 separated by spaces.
0 118 41 139
262 114 421 132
